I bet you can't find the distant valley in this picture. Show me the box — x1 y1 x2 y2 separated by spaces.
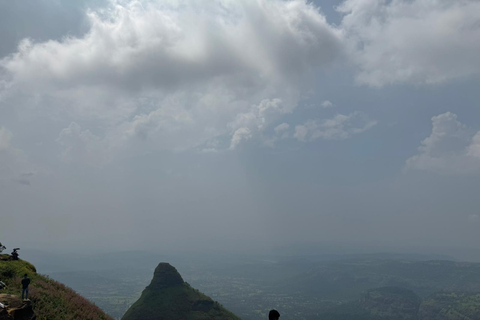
23 251 480 320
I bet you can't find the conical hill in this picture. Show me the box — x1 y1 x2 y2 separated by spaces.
122 263 241 320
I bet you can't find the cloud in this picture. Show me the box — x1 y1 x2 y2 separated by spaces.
321 100 333 108
467 132 480 159
230 127 252 150
294 112 376 142
339 0 480 86
3 0 476 169
274 123 290 136
0 0 343 160
57 122 111 166
294 125 308 142
227 98 293 147
406 112 480 174
256 122 291 147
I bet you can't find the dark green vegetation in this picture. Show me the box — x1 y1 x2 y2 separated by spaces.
122 263 241 320
419 292 480 320
0 254 113 320
361 287 421 320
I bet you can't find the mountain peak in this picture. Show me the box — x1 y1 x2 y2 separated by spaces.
122 262 241 320
147 263 184 289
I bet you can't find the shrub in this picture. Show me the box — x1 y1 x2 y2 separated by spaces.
0 265 16 278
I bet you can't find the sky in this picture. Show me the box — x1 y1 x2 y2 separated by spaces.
1 0 480 258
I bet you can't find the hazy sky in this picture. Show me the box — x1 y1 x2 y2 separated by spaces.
1 0 480 257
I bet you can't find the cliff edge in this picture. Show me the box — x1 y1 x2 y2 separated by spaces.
0 254 113 320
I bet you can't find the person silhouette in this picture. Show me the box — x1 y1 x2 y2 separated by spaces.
269 309 280 320
21 274 30 300
11 249 19 260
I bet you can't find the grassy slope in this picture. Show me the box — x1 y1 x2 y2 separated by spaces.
0 254 113 320
122 282 241 320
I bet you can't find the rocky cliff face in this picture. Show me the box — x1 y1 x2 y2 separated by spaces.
122 263 241 320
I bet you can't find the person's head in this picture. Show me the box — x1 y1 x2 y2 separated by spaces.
24 274 27 278
269 309 280 320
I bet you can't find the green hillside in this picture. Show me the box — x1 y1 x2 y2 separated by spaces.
122 263 241 320
0 254 113 320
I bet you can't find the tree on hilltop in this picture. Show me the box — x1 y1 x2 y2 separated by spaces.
0 242 5 253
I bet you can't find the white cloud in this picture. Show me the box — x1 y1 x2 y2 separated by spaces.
230 127 252 150
0 0 343 161
321 100 333 108
340 0 480 86
467 132 480 159
294 125 308 142
406 112 480 174
294 112 376 142
258 122 291 146
227 98 292 148
3 0 476 169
